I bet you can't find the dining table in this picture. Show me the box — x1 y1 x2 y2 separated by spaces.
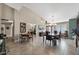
43 33 60 46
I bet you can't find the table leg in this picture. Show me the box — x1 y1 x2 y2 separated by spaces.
50 40 51 46
76 38 78 48
52 39 57 46
43 36 44 46
32 35 33 42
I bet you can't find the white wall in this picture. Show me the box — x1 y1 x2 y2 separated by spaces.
14 7 45 36
1 4 14 21
0 4 2 33
0 4 45 38
20 7 44 25
0 4 14 37
55 22 69 33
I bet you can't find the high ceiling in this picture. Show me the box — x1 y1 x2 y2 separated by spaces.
5 3 79 23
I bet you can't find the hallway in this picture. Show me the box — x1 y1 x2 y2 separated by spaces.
6 37 76 55
0 3 79 55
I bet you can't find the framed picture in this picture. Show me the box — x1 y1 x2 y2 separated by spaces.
20 22 26 33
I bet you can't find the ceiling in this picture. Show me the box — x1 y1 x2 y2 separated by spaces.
5 3 79 23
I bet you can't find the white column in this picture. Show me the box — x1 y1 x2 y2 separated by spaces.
36 25 39 39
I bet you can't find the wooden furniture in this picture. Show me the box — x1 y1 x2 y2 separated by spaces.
20 33 28 43
46 35 53 45
49 34 60 46
44 31 60 46
20 32 33 43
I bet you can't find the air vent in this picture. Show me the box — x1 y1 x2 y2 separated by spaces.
1 19 8 21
